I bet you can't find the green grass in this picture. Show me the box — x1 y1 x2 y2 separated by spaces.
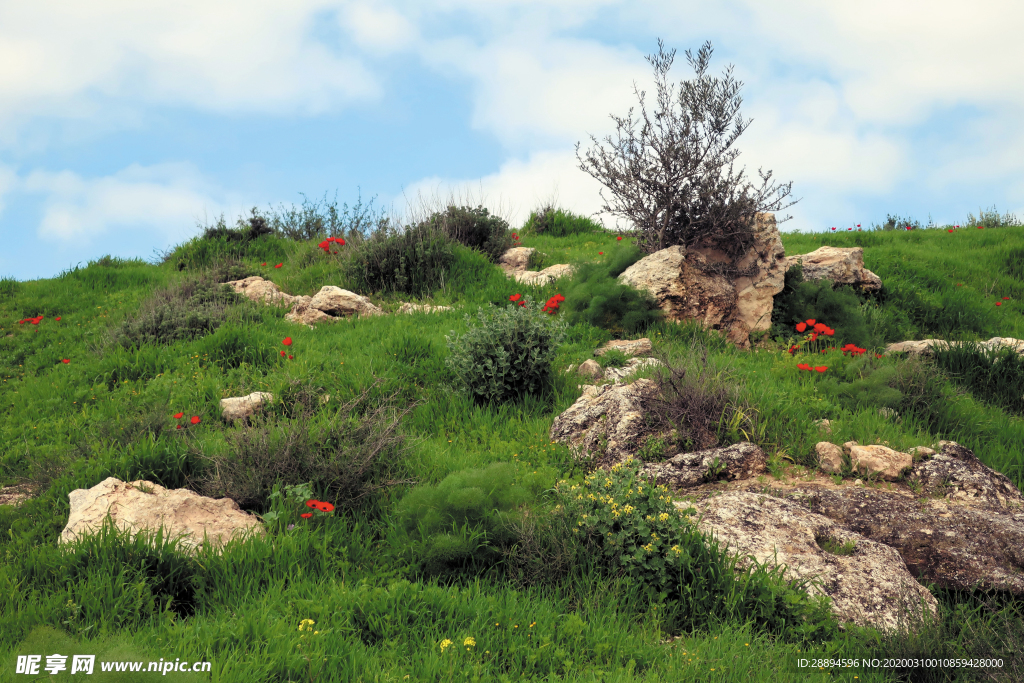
1 203 1023 682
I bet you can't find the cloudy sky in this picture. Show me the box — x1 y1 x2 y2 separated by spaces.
1 0 1022 282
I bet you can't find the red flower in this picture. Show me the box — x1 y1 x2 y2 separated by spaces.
809 332 819 342
190 416 201 425
306 500 320 509
598 252 603 255
831 227 836 231
330 237 345 246
174 412 183 419
275 263 283 268
280 350 286 357
176 424 183 430
996 302 1002 306
847 227 852 231
856 224 860 227
300 513 313 519
978 226 983 229
795 322 807 332
814 366 828 373
509 294 521 302
788 345 799 355
875 354 883 359
518 301 525 307
61 358 70 364
617 236 622 240
288 354 294 359
282 337 292 346
262 262 267 266
948 229 954 232
316 502 335 513
797 363 812 371
55 317 61 321
805 319 816 326
319 239 330 251
1003 297 1011 300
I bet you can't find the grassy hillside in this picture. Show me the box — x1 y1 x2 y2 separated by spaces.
1 203 1022 682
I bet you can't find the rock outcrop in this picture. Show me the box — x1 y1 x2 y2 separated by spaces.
224 277 385 329
0 484 34 508
396 302 454 315
511 264 575 286
782 246 883 293
642 441 766 488
883 337 1024 359
616 212 787 350
681 492 939 632
60 477 264 556
220 392 274 421
594 338 653 358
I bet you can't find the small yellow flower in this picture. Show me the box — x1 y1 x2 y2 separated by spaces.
439 639 453 652
464 637 476 647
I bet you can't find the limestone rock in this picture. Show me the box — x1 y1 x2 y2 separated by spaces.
498 247 535 274
617 212 787 350
549 378 663 466
782 246 883 293
816 442 845 474
284 287 383 328
842 441 913 481
594 338 653 358
602 357 665 383
60 477 264 556
396 302 454 315
883 337 1024 359
907 441 1024 508
680 492 938 632
569 359 604 380
511 263 575 286
220 392 274 421
0 484 34 508
224 276 302 308
642 442 766 489
284 300 335 328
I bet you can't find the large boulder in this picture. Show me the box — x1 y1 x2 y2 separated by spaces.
782 246 883 293
841 441 913 481
60 478 264 556
594 338 653 358
224 276 303 308
511 263 575 286
220 392 274 422
498 247 535 274
681 492 938 632
642 441 766 489
285 286 384 328
908 440 1024 508
616 212 786 350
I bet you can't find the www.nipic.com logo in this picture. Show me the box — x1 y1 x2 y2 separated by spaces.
16 655 212 675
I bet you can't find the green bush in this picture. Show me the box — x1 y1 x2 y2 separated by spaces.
201 207 275 243
597 348 629 369
559 248 665 337
769 263 873 351
114 274 241 350
418 205 512 263
523 206 605 238
390 462 558 580
206 256 259 284
445 297 568 406
342 222 456 297
553 459 839 641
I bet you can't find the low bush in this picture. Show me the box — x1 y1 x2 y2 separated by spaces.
445 297 568 406
769 263 874 351
112 274 242 350
523 206 606 238
552 458 839 641
558 247 665 338
388 462 559 581
342 222 456 297
418 205 512 263
597 348 629 369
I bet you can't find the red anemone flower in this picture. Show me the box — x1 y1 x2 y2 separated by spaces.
509 294 521 302
300 513 313 519
282 337 292 346
316 502 335 513
795 322 807 332
814 366 828 373
280 350 286 357
306 499 320 509
598 252 603 255
190 416 201 425
275 263 283 268
55 317 61 321
174 412 183 419
617 236 622 240
288 354 294 359
996 302 1002 306
61 359 70 364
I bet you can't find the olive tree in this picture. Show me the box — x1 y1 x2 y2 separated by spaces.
576 39 801 268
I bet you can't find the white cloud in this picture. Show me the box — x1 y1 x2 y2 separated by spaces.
19 162 253 244
342 3 419 54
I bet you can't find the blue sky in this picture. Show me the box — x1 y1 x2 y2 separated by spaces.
1 0 1022 283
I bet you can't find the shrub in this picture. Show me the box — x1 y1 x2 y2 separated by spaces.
597 348 629 369
342 222 456 297
418 205 512 263
265 188 390 243
190 378 421 517
559 249 665 337
201 207 275 243
112 274 241 350
206 256 258 284
523 206 605 238
552 458 838 641
445 297 568 406
389 462 559 581
769 264 873 351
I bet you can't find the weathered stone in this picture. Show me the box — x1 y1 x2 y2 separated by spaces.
0 484 34 508
220 392 274 421
878 407 901 422
842 441 913 481
602 357 665 383
679 492 938 632
573 359 604 380
511 263 575 286
224 276 302 308
594 338 653 358
498 247 535 274
642 442 766 489
782 246 883 293
308 286 385 318
396 302 454 315
816 442 845 474
907 446 935 459
907 441 1024 508
616 212 787 350
549 379 663 466
284 300 334 328
883 337 1024 359
814 418 834 435
60 477 264 556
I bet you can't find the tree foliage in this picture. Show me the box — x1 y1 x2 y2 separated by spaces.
575 38 801 272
